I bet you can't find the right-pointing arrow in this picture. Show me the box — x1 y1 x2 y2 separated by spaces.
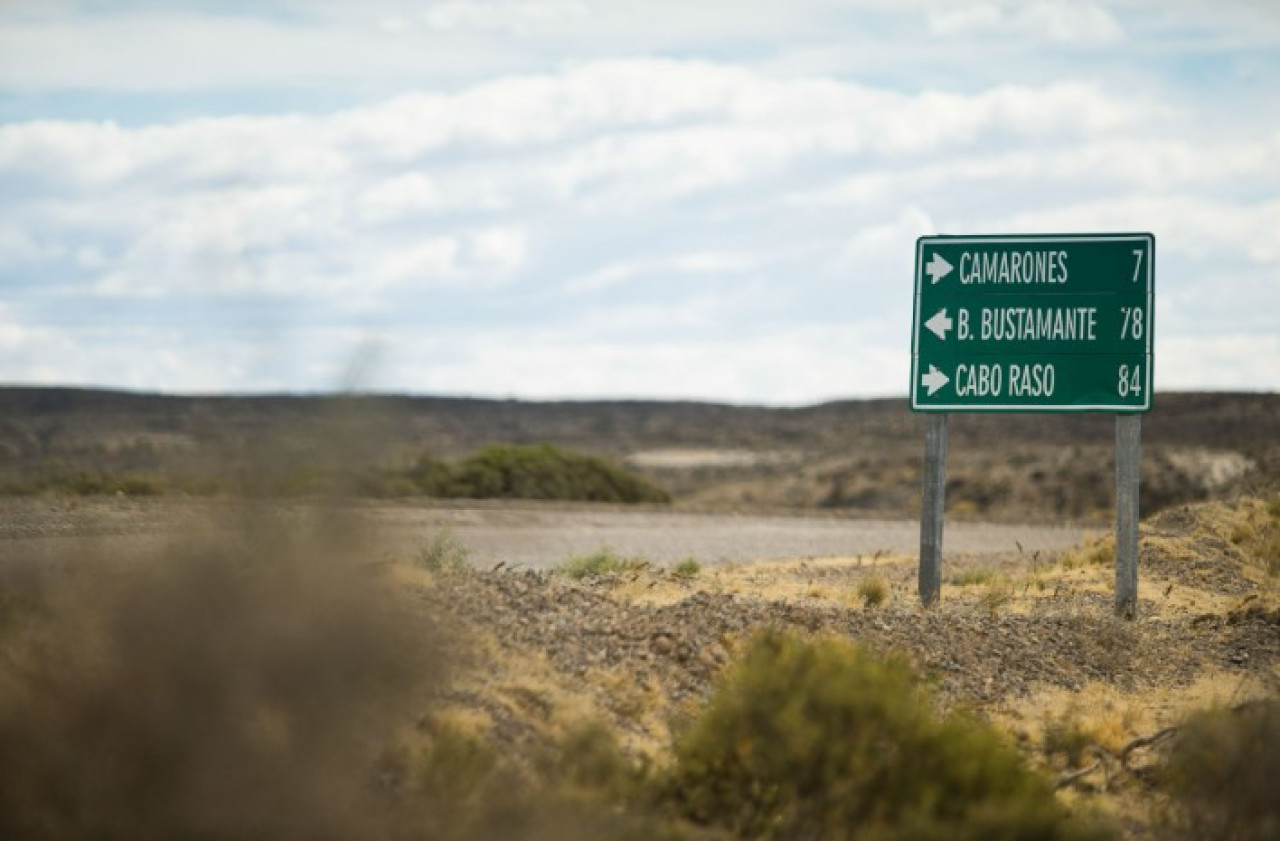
924 308 953 340
925 253 954 284
921 364 950 396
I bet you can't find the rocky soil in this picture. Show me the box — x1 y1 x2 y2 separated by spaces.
425 565 1278 750
394 493 1277 841
2 492 1275 839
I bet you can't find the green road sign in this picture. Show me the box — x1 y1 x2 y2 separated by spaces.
910 233 1154 412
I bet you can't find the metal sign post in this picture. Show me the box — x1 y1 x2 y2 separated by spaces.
919 414 947 607
910 233 1155 617
1115 415 1141 618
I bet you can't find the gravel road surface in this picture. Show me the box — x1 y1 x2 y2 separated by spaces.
0 499 1092 570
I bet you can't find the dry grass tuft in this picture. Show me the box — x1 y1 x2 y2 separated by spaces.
856 575 889 607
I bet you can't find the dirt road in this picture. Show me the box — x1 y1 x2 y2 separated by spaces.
0 498 1092 570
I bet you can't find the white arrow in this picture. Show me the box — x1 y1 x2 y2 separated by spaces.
925 253 954 285
921 364 950 396
924 308 953 341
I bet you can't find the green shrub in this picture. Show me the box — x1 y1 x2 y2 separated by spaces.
3 443 672 505
977 581 1013 615
1159 701 1280 841
1062 540 1114 570
415 527 471 573
665 630 1114 841
115 476 162 496
856 576 888 607
673 559 701 578
1042 706 1094 767
412 444 670 504
534 721 646 803
405 454 453 495
949 568 996 587
415 724 503 814
559 548 646 580
409 719 695 841
1 465 166 497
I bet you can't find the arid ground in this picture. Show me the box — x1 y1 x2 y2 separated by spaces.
1 389 1277 839
2 491 1277 839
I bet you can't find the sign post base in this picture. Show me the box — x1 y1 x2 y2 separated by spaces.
1115 415 1141 619
919 413 948 607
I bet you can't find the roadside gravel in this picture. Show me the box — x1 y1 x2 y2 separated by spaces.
0 497 1090 569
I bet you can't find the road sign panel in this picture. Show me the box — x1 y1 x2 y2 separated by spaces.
910 233 1154 412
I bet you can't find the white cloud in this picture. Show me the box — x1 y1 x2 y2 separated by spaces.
0 226 47 262
928 2 1124 45
994 196 1280 261
4 1 1278 105
0 64 1157 207
563 251 756 295
469 226 529 276
0 13 519 93
790 135 1280 211
1158 335 1280 391
834 206 937 278
421 0 589 34
357 174 442 224
376 323 908 403
1 32 1279 400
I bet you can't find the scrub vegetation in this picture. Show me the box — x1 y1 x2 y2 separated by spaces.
0 526 1121 841
1 443 672 505
558 547 648 580
0 464 169 497
1157 700 1280 841
386 443 672 504
855 575 888 607
0 400 1276 841
665 630 1114 841
2 388 1274 520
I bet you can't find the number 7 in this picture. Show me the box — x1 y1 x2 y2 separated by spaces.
1131 248 1144 283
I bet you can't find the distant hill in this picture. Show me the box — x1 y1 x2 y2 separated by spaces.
1 387 1275 521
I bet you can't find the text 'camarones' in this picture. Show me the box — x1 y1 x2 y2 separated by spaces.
959 250 1068 286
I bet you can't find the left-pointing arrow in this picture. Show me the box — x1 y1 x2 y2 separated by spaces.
921 364 950 396
925 308 953 340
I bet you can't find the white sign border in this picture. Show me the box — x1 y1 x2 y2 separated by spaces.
909 233 1155 413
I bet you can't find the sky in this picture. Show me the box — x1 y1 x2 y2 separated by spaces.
1 0 1278 404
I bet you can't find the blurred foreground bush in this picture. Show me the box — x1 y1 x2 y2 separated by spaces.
1159 700 1280 841
665 630 1115 841
0 505 688 841
0 508 442 841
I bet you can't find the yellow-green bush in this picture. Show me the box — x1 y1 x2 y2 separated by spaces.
400 444 671 504
673 558 702 578
856 575 888 607
665 630 1114 841
0 464 164 497
1159 700 1280 841
558 547 647 580
415 527 472 573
